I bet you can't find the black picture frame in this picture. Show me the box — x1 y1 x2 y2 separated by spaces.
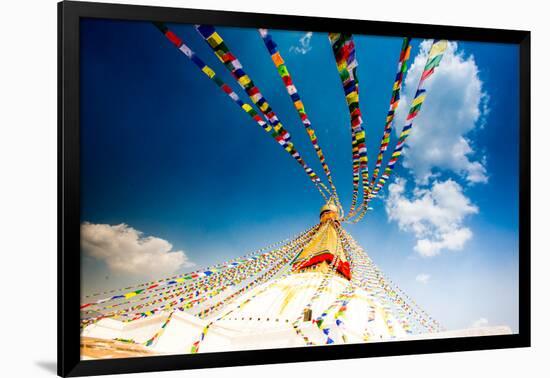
58 1 531 376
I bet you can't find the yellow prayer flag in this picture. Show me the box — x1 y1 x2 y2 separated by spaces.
202 66 215 78
429 40 448 57
207 32 223 47
411 94 426 107
214 50 225 61
346 91 359 104
259 102 269 112
238 75 251 87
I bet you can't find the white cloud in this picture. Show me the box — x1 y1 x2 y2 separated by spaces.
415 273 431 284
471 317 489 328
290 32 313 54
386 178 478 257
81 222 194 278
395 40 489 185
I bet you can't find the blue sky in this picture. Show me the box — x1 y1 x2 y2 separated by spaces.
80 18 519 332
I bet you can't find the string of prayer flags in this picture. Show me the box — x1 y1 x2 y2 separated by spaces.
190 262 298 352
143 310 175 347
346 37 412 224
152 22 329 199
258 28 343 213
329 33 370 219
193 24 330 199
369 40 448 201
370 38 411 187
292 237 342 345
80 226 319 327
83 235 297 299
340 225 442 332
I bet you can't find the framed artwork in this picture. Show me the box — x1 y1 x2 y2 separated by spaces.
58 1 530 376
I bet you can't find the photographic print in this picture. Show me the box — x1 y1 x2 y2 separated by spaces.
78 18 520 361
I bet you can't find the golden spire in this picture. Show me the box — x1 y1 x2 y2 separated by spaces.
290 201 349 280
319 198 340 223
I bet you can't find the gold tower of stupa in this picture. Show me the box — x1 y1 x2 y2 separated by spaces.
291 201 350 280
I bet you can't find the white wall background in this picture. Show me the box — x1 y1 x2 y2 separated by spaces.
0 0 547 376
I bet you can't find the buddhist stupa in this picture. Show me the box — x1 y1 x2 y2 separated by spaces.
79 28 513 360
81 203 510 358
